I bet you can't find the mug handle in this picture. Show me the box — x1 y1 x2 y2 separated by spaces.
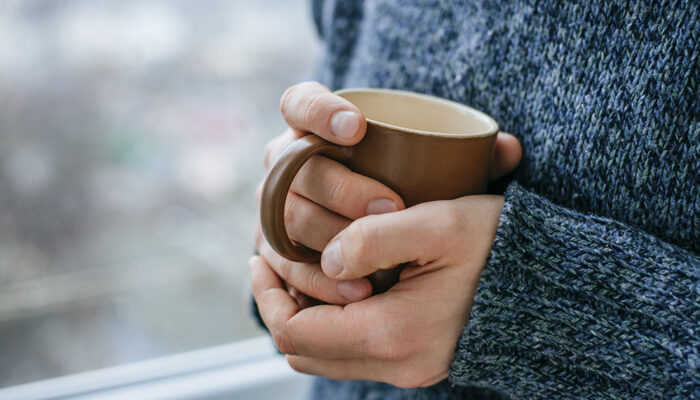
260 134 402 294
261 134 351 263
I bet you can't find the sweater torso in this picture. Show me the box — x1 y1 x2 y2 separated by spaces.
307 1 699 398
313 0 699 252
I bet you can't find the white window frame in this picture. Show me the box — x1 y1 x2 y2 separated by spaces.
0 337 312 400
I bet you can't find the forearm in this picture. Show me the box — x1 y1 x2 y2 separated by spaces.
450 183 700 399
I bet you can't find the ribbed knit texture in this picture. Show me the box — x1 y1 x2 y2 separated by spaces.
451 184 699 399
280 0 700 398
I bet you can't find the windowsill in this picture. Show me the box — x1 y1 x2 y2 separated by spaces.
0 336 312 400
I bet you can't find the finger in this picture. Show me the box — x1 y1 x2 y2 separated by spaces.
252 257 377 359
320 197 501 280
287 286 321 309
282 190 351 251
263 128 297 170
286 356 448 388
251 256 357 358
249 255 300 348
252 261 374 359
280 81 366 145
291 154 404 220
276 301 378 359
258 238 372 304
489 131 522 180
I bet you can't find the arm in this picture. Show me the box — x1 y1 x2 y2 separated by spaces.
252 182 698 396
451 183 700 399
249 82 698 397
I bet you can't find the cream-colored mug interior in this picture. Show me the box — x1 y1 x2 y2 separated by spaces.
336 88 498 137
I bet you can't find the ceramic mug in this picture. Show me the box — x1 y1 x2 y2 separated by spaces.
260 88 498 293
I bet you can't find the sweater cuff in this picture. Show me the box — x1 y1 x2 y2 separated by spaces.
449 183 699 399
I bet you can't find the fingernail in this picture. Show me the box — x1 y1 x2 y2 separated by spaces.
338 279 369 302
321 240 344 278
330 111 359 139
366 198 399 215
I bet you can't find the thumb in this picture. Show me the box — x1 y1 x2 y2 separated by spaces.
319 200 460 280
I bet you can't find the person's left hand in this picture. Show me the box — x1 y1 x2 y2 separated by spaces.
250 193 505 388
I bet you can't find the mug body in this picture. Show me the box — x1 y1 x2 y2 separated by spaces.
336 89 498 206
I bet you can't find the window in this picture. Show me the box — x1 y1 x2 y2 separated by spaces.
0 0 319 392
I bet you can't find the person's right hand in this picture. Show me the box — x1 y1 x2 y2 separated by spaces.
255 82 406 306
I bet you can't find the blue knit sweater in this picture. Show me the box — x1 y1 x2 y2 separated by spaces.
267 1 700 399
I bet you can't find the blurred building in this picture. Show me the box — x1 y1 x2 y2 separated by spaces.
0 0 319 387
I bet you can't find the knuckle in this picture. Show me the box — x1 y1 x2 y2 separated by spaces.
327 173 352 211
264 133 291 169
276 257 294 279
281 82 332 127
279 85 299 116
344 220 376 267
301 92 328 128
306 267 325 298
272 325 297 355
286 356 304 373
262 240 293 278
263 141 276 168
283 194 300 229
284 194 315 240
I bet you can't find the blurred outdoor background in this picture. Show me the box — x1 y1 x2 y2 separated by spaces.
0 0 319 387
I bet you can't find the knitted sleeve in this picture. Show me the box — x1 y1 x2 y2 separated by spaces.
449 183 700 399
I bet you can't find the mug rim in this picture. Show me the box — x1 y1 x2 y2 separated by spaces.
335 87 499 138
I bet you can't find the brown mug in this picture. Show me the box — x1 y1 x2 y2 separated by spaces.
261 88 498 293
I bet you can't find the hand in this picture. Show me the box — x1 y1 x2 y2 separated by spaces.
255 81 522 307
256 81 406 305
250 195 507 388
